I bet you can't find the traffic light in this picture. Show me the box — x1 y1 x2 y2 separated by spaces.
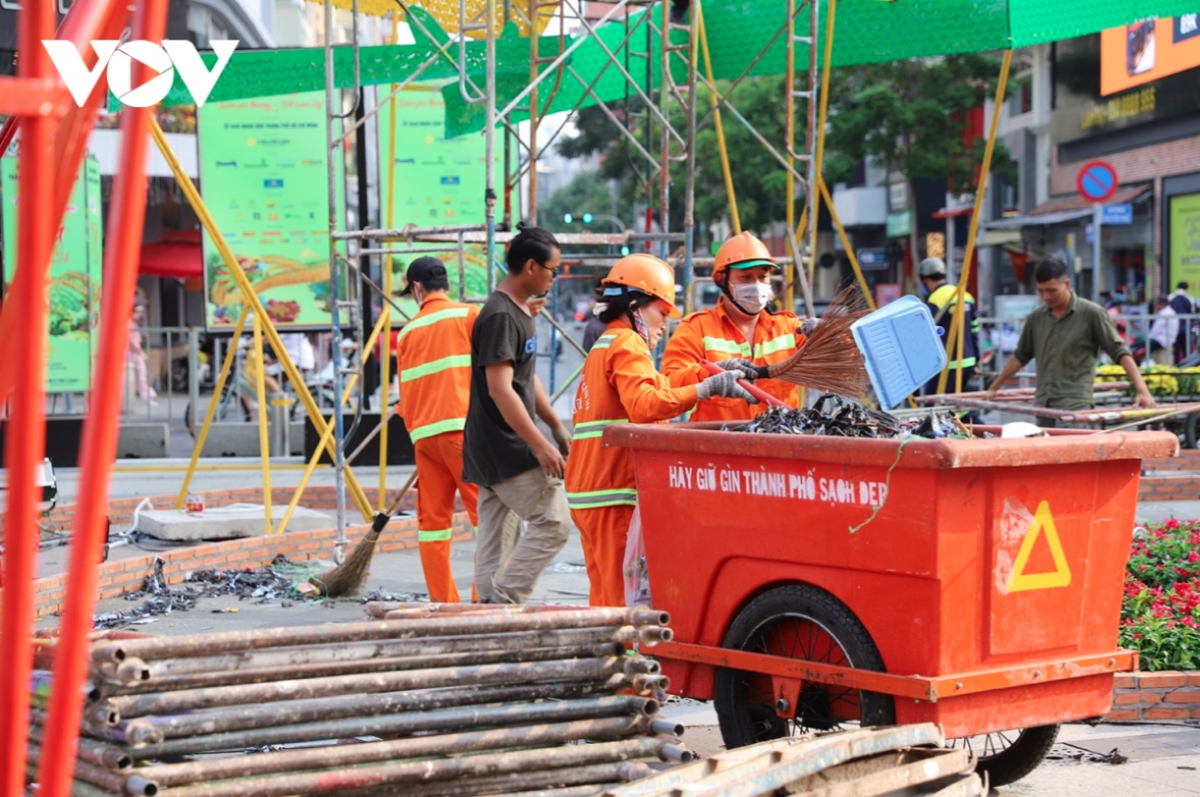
583 212 594 224
563 212 573 223
562 212 594 224
620 245 630 256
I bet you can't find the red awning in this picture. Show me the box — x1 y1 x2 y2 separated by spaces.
140 231 202 279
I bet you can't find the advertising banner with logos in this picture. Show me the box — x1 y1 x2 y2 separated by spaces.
197 90 347 330
1101 14 1200 96
1169 192 1200 292
1053 24 1200 145
1 151 103 393
376 84 501 307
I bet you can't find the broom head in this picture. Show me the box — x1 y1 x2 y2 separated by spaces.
310 511 389 597
766 286 872 397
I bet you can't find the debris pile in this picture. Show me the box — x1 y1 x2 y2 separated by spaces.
92 556 329 630
734 397 972 440
30 605 686 797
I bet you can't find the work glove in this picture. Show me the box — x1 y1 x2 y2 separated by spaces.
713 358 759 381
696 370 759 404
800 317 820 337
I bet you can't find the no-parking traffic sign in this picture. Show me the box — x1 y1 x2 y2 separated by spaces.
1077 161 1119 203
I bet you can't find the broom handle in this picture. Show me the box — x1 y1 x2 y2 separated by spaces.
700 361 787 407
385 471 419 515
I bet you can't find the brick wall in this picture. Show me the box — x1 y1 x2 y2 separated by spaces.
1051 136 1200 197
1106 671 1200 721
1138 450 1200 502
1143 450 1200 471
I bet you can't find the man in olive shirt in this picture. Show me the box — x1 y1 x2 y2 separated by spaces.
987 258 1155 426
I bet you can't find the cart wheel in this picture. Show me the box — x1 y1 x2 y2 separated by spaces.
713 584 895 748
1185 413 1199 449
947 724 1059 787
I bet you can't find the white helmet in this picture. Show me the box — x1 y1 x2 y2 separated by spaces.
918 257 947 278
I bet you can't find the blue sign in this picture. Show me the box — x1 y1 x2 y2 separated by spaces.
1077 160 1119 203
1101 203 1133 225
856 248 888 271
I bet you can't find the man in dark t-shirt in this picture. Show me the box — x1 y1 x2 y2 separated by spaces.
464 227 572 603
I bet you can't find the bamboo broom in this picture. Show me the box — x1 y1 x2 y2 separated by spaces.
752 286 872 396
311 471 418 598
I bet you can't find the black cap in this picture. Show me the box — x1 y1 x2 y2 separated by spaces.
400 257 448 295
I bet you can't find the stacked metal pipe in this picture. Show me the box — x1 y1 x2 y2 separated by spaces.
29 605 688 797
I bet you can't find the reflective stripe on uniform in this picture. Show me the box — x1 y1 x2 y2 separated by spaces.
701 336 751 358
591 333 617 350
566 488 639 509
572 418 629 441
408 417 467 442
396 307 471 342
754 333 796 358
400 354 472 383
947 357 978 369
418 528 454 542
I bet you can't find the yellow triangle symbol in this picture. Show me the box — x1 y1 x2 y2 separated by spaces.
1007 500 1072 592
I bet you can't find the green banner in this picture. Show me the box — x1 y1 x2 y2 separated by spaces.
376 84 499 308
1169 192 1200 293
197 91 347 330
1 152 103 393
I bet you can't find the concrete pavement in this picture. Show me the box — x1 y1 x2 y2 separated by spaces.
40 461 1200 794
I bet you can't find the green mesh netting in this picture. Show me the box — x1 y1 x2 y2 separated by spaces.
442 8 662 138
131 1 1200 124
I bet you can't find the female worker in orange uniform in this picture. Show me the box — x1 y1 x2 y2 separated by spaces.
564 254 757 606
662 231 816 421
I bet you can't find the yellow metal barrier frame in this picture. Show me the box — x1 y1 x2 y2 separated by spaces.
937 49 1012 396
149 118 374 523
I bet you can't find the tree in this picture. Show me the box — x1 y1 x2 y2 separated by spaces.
555 56 1015 264
823 54 1016 278
540 170 619 234
556 75 803 244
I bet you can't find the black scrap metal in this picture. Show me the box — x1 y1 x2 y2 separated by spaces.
93 556 323 630
731 396 967 440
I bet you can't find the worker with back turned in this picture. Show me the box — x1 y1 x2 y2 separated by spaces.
393 257 480 603
661 231 813 421
918 256 980 395
565 254 756 606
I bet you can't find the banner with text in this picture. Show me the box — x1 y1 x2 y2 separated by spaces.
376 84 501 307
198 91 347 330
1 152 103 393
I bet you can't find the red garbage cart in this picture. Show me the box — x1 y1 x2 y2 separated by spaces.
608 425 1178 785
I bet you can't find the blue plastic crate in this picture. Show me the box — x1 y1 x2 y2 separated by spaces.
850 295 947 409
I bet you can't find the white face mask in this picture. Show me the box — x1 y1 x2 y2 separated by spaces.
731 282 774 314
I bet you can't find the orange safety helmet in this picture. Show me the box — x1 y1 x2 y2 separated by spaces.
600 253 681 318
712 231 778 283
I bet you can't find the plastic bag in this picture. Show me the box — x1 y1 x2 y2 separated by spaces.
623 505 652 608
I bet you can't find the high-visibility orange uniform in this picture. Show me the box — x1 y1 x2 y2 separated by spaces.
564 325 699 606
661 299 807 422
395 294 480 603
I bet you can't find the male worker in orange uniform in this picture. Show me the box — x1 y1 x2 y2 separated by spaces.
662 231 813 420
394 257 480 602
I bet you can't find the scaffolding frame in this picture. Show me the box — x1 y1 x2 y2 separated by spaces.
0 2 1021 791
163 0 1011 545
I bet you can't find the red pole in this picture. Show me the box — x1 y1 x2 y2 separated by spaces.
35 0 168 793
51 0 128 220
0 0 56 792
0 0 121 442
